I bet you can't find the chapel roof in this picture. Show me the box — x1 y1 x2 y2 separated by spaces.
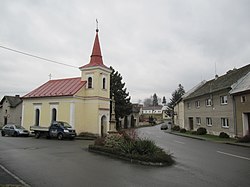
23 77 86 98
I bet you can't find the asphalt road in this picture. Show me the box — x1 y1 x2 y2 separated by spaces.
0 126 249 187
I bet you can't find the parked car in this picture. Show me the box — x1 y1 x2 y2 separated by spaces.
1 124 29 137
30 121 76 140
160 124 168 130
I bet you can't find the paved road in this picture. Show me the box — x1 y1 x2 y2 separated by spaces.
137 125 250 187
0 126 249 187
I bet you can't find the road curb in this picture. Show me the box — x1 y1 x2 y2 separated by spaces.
168 132 206 141
168 132 250 148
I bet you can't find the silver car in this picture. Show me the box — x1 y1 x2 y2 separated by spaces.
1 124 29 137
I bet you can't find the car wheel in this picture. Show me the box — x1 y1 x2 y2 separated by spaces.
1 131 5 136
13 132 18 137
57 133 63 140
35 132 40 139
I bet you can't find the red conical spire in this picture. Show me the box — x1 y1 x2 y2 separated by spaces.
80 29 108 69
89 30 103 65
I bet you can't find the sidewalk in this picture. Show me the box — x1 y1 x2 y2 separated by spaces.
168 131 250 148
0 164 29 187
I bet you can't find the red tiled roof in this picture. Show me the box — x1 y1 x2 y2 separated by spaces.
80 31 109 69
23 77 86 98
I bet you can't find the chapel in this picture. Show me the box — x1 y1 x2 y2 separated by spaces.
22 28 113 136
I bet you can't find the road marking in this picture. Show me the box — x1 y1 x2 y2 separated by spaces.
174 140 185 145
217 151 250 161
0 164 31 187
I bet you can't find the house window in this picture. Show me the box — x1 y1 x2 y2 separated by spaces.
35 109 40 126
205 98 212 106
195 101 200 108
88 77 93 88
102 77 106 89
241 96 246 103
206 117 212 126
221 118 229 128
187 102 191 109
220 95 228 105
196 117 201 125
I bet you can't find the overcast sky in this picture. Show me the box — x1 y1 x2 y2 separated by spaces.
0 0 250 103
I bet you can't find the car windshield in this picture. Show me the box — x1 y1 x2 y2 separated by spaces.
60 122 72 128
16 126 25 129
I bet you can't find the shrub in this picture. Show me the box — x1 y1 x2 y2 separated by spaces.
119 140 136 154
90 129 175 165
219 132 230 139
237 135 250 143
89 144 174 165
196 127 207 135
134 139 158 156
94 137 106 146
180 128 186 133
172 125 180 131
104 134 124 149
191 131 197 135
119 129 138 142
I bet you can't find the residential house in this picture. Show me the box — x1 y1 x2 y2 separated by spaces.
22 29 114 136
142 105 163 121
0 95 22 127
230 72 250 136
183 64 250 137
120 103 143 129
174 81 206 128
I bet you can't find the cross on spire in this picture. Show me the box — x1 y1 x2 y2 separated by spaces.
96 19 99 32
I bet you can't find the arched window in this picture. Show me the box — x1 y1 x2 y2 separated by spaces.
88 77 92 88
52 108 57 122
35 109 40 126
102 77 106 89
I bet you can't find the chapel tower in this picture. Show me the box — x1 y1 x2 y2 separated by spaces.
79 28 113 135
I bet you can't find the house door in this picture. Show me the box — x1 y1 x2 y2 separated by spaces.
189 117 194 130
243 113 250 136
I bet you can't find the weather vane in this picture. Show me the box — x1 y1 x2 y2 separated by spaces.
96 19 99 32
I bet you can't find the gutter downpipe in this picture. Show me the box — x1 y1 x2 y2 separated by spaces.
232 95 237 137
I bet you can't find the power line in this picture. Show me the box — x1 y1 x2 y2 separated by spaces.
0 45 79 69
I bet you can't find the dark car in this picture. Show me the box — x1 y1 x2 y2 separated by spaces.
160 124 168 130
1 124 29 137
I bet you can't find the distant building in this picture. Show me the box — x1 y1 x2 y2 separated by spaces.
174 81 206 128
142 105 163 121
0 95 22 127
119 103 143 129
